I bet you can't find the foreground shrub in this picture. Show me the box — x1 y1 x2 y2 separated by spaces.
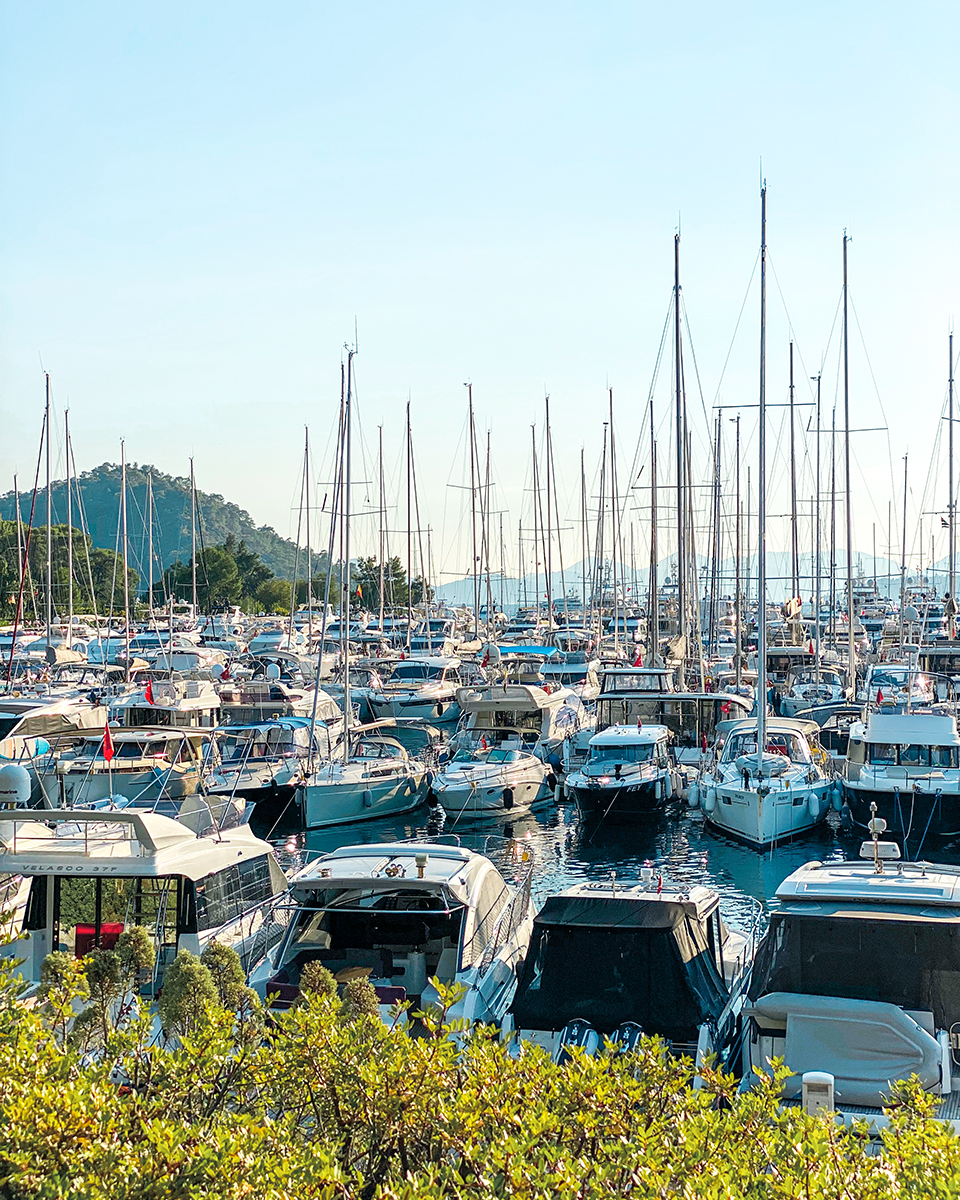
2 946 960 1197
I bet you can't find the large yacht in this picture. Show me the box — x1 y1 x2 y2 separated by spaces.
744 838 960 1128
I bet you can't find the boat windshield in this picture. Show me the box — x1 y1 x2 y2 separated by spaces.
589 742 655 764
750 912 960 1031
389 663 443 682
484 749 521 763
868 743 959 767
723 730 811 764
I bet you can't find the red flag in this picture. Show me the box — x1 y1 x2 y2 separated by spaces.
721 701 731 715
808 641 814 654
221 664 230 682
145 679 154 705
877 689 884 704
657 875 663 895
480 734 487 750
103 724 115 763
633 648 643 666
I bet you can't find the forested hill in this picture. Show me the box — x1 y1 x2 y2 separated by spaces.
0 463 324 580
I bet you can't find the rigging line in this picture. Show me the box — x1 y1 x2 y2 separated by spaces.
766 254 821 402
847 290 899 548
711 248 760 405
680 296 712 436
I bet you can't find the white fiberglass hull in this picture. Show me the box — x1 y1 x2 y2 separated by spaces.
432 765 548 816
299 764 429 828
701 774 833 848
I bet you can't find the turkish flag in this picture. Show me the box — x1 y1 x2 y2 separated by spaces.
877 690 884 704
145 679 154 705
103 724 115 763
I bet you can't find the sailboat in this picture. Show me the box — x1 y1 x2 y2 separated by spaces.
698 186 834 848
297 350 430 830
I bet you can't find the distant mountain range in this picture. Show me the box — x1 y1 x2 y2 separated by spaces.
0 463 325 581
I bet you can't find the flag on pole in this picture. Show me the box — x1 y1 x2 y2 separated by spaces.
877 689 884 704
145 679 154 705
102 723 115 763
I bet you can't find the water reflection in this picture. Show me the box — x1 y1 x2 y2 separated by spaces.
252 794 863 935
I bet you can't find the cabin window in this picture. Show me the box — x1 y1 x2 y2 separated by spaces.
194 855 276 932
46 875 182 956
870 743 959 768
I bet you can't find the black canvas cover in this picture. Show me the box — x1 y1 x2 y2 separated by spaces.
510 895 728 1040
749 912 960 1032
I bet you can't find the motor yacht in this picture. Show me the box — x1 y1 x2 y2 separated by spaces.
842 711 960 848
566 723 679 819
252 838 535 1027
450 682 592 764
0 808 289 994
743 841 960 1128
431 747 550 818
366 657 473 726
506 877 752 1065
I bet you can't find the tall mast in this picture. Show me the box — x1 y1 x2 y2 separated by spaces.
813 372 822 682
900 454 909 644
734 414 741 691
842 233 855 686
595 424 607 629
44 373 52 648
342 349 355 761
406 400 413 647
648 390 660 666
121 441 130 675
147 469 154 616
466 384 479 638
580 449 588 617
304 427 313 640
484 429 494 636
757 182 768 762
531 425 540 614
789 341 799 606
673 233 685 686
190 457 197 614
378 425 386 632
65 409 73 645
708 415 721 656
545 396 554 627
609 388 619 657
829 405 837 641
945 328 950 628
13 474 23 609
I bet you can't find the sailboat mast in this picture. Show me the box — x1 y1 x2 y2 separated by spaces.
545 396 554 628
734 414 741 691
673 234 685 685
304 428 313 641
378 425 386 633
121 441 130 675
900 454 909 644
531 425 540 615
609 389 619 657
580 449 588 617
190 457 197 614
147 469 154 616
648 398 660 664
757 182 768 762
789 341 799 606
484 430 494 637
342 349 355 761
466 384 479 638
814 372 822 683
842 233 856 686
44 373 52 648
65 410 73 646
406 401 413 648
949 332 956 630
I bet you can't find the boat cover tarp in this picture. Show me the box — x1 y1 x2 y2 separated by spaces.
510 895 727 1039
749 992 943 1106
749 912 960 1032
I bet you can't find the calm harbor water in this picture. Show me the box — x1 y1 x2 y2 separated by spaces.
250 794 876 937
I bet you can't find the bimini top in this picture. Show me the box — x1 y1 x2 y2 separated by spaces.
775 857 960 913
589 723 669 748
535 882 720 927
855 712 960 747
290 841 498 906
0 809 277 880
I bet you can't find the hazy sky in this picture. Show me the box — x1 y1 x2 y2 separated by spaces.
1 2 958 592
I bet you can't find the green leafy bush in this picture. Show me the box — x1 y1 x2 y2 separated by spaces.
4 950 960 1197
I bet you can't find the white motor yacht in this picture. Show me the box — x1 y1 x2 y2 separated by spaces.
431 747 550 817
743 841 960 1128
366 657 471 726
696 718 835 848
0 808 289 994
450 682 592 765
566 723 680 819
251 838 535 1027
110 677 221 729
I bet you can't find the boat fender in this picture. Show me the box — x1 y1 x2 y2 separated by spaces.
703 787 717 813
655 779 663 801
425 770 434 790
362 788 373 809
436 703 444 717
546 771 558 791
831 784 843 812
687 780 699 809
502 787 514 810
806 791 819 819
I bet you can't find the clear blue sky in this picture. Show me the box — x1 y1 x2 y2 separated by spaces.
1 2 957 588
